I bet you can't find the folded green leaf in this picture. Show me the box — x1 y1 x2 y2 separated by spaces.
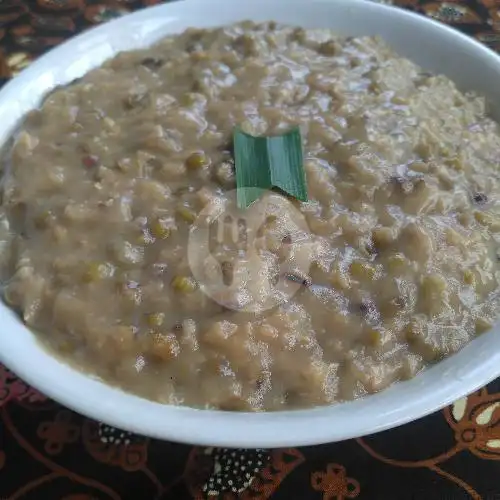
233 127 308 209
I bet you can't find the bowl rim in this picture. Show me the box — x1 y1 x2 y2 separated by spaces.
1 0 500 448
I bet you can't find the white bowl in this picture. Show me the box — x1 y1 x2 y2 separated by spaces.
1 0 500 448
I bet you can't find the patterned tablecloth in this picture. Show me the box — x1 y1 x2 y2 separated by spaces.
1 1 500 498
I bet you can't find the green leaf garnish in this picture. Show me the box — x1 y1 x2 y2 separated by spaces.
233 127 308 209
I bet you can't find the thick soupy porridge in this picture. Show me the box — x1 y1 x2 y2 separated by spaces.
1 22 500 411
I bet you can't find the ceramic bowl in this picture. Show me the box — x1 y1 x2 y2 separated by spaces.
1 0 500 447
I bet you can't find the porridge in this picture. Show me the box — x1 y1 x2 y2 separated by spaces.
1 21 500 411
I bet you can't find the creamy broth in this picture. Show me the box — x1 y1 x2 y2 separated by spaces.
1 22 500 410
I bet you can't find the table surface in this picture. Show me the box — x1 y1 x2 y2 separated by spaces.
1 0 500 498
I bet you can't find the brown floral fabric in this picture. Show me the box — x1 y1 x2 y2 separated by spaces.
1 0 500 498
